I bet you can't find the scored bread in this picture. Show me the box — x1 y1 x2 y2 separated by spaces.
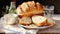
32 15 47 26
16 1 44 17
27 1 36 11
19 17 32 25
36 2 44 14
20 2 30 12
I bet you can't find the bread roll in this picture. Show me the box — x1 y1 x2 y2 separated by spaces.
32 15 47 26
19 17 32 25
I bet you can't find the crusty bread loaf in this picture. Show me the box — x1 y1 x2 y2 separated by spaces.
19 17 32 25
32 15 47 26
16 1 44 17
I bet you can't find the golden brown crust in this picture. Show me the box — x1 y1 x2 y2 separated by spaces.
36 2 44 13
20 2 30 12
16 1 44 17
27 1 36 11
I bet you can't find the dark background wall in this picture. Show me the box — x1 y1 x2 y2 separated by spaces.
0 0 60 18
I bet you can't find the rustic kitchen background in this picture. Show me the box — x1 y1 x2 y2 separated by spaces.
0 0 60 18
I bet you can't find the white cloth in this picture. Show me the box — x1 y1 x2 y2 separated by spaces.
3 25 26 34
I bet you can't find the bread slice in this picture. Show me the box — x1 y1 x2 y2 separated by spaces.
32 15 47 26
19 17 32 25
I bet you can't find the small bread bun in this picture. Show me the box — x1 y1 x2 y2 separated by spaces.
32 15 47 26
19 17 32 25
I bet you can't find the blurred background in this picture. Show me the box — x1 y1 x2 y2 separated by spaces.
0 0 60 18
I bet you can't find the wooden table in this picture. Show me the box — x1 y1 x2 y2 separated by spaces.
0 14 60 34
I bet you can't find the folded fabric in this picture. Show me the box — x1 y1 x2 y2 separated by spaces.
3 25 26 34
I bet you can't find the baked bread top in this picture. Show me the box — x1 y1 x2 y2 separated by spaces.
16 1 44 17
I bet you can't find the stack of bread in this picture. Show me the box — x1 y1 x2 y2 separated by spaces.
16 1 54 27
